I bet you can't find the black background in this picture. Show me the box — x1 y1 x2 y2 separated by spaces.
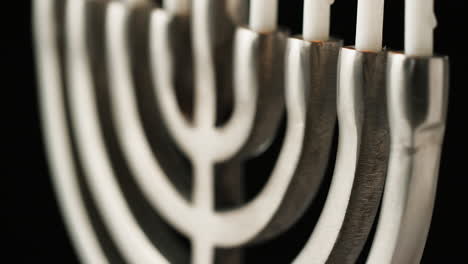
4 0 467 263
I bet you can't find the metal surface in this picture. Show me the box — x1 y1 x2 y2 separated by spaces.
101 0 342 261
34 0 450 262
367 52 449 264
251 36 342 242
227 0 248 25
34 0 109 263
35 0 344 261
296 47 390 263
66 1 170 263
145 8 343 248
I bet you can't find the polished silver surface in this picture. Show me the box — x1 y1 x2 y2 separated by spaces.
367 52 449 264
296 47 389 263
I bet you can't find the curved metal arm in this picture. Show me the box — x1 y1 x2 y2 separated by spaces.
66 1 169 263
34 0 109 263
213 28 263 162
367 52 449 264
150 10 196 156
214 37 341 246
295 47 390 263
110 3 195 238
249 37 341 243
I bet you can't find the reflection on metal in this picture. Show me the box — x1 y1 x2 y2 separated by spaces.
367 52 449 264
34 0 449 263
296 47 389 264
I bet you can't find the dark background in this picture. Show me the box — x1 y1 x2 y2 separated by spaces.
4 0 467 263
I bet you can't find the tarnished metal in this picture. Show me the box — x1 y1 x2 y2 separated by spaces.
367 52 449 264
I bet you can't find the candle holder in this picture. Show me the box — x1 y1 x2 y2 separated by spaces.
367 52 449 263
295 47 390 263
34 0 449 263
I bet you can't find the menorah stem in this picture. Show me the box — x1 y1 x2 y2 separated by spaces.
194 158 215 210
193 237 215 264
216 159 244 209
193 158 215 264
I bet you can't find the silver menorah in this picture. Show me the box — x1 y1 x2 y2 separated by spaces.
34 0 449 263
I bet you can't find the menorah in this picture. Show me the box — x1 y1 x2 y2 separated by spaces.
34 0 449 263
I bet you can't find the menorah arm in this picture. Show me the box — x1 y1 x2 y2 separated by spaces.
211 37 341 247
65 1 174 262
150 9 196 156
295 47 389 263
107 2 196 239
367 52 449 264
212 28 259 162
35 0 108 262
213 78 306 246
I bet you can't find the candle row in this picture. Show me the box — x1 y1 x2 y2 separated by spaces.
161 0 436 55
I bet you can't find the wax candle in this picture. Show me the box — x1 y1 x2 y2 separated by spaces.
249 0 279 32
164 0 190 15
303 0 334 41
355 0 385 52
405 0 436 56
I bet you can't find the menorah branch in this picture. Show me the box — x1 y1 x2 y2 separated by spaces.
367 52 449 263
296 47 389 263
151 10 196 156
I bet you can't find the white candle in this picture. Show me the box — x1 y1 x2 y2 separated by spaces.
249 0 279 32
405 0 436 56
303 0 334 41
164 0 190 15
355 0 385 52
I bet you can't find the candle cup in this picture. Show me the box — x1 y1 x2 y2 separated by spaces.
296 47 390 263
367 52 449 264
